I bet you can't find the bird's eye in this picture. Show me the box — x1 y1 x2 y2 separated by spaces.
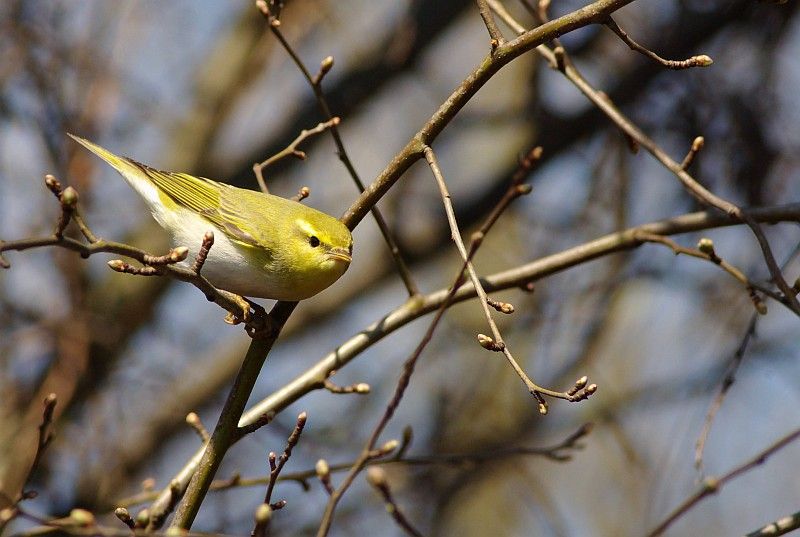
309 235 320 248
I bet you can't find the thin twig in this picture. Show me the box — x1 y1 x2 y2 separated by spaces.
140 203 800 522
486 0 800 317
633 232 772 314
322 379 370 395
523 0 566 53
604 17 713 70
693 315 758 475
315 281 458 537
476 0 506 50
424 145 595 412
13 505 244 537
0 180 261 327
191 231 214 274
694 242 800 474
31 394 58 484
141 246 189 266
252 118 340 194
185 412 210 444
647 427 800 537
469 146 541 255
113 507 135 530
262 412 307 507
1 392 60 523
366 467 425 537
680 136 705 170
236 412 276 439
291 186 310 202
315 460 334 495
256 0 420 297
116 423 593 508
315 144 557 537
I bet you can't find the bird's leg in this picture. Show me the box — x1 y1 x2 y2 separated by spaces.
244 301 275 340
223 293 255 326
223 295 274 339
243 297 267 318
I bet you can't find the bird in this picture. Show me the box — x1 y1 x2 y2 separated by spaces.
68 134 352 301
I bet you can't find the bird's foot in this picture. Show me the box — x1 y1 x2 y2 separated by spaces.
222 294 273 339
223 294 255 325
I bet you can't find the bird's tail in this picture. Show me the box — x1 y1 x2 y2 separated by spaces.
67 133 168 211
67 134 136 174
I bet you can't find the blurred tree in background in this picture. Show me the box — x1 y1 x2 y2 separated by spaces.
1 1 799 536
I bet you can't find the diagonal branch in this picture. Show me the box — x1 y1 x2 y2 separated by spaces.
423 145 595 411
315 147 541 537
694 242 800 474
252 118 340 194
166 302 297 530
477 0 506 50
604 16 713 70
116 422 593 508
256 0 419 297
486 0 800 316
647 427 800 537
139 203 800 526
0 177 259 328
366 467 425 537
341 0 637 229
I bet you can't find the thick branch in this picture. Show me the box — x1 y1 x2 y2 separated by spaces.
144 204 800 521
165 302 296 530
487 0 800 314
341 0 636 228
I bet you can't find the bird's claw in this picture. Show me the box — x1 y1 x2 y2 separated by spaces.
224 294 253 325
222 295 272 339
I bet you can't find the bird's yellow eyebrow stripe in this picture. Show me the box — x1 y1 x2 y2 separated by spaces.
295 218 318 237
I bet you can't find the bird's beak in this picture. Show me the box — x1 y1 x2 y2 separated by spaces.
326 246 352 264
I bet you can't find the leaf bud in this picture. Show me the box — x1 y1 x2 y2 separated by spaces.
171 247 189 262
320 55 334 75
315 459 330 479
693 55 713 67
69 509 95 527
135 509 150 527
254 503 272 524
379 439 399 455
697 238 715 256
60 186 79 207
366 466 387 488
107 259 126 272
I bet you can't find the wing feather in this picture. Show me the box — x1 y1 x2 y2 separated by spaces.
68 134 264 248
135 167 265 248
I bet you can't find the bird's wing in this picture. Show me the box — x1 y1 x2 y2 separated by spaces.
144 169 263 248
68 134 261 248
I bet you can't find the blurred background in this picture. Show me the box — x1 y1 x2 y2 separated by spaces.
1 0 799 535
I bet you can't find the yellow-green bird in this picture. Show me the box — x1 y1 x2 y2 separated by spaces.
69 134 352 301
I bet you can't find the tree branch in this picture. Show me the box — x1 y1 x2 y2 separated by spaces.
341 0 637 228
647 427 800 537
138 203 800 527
